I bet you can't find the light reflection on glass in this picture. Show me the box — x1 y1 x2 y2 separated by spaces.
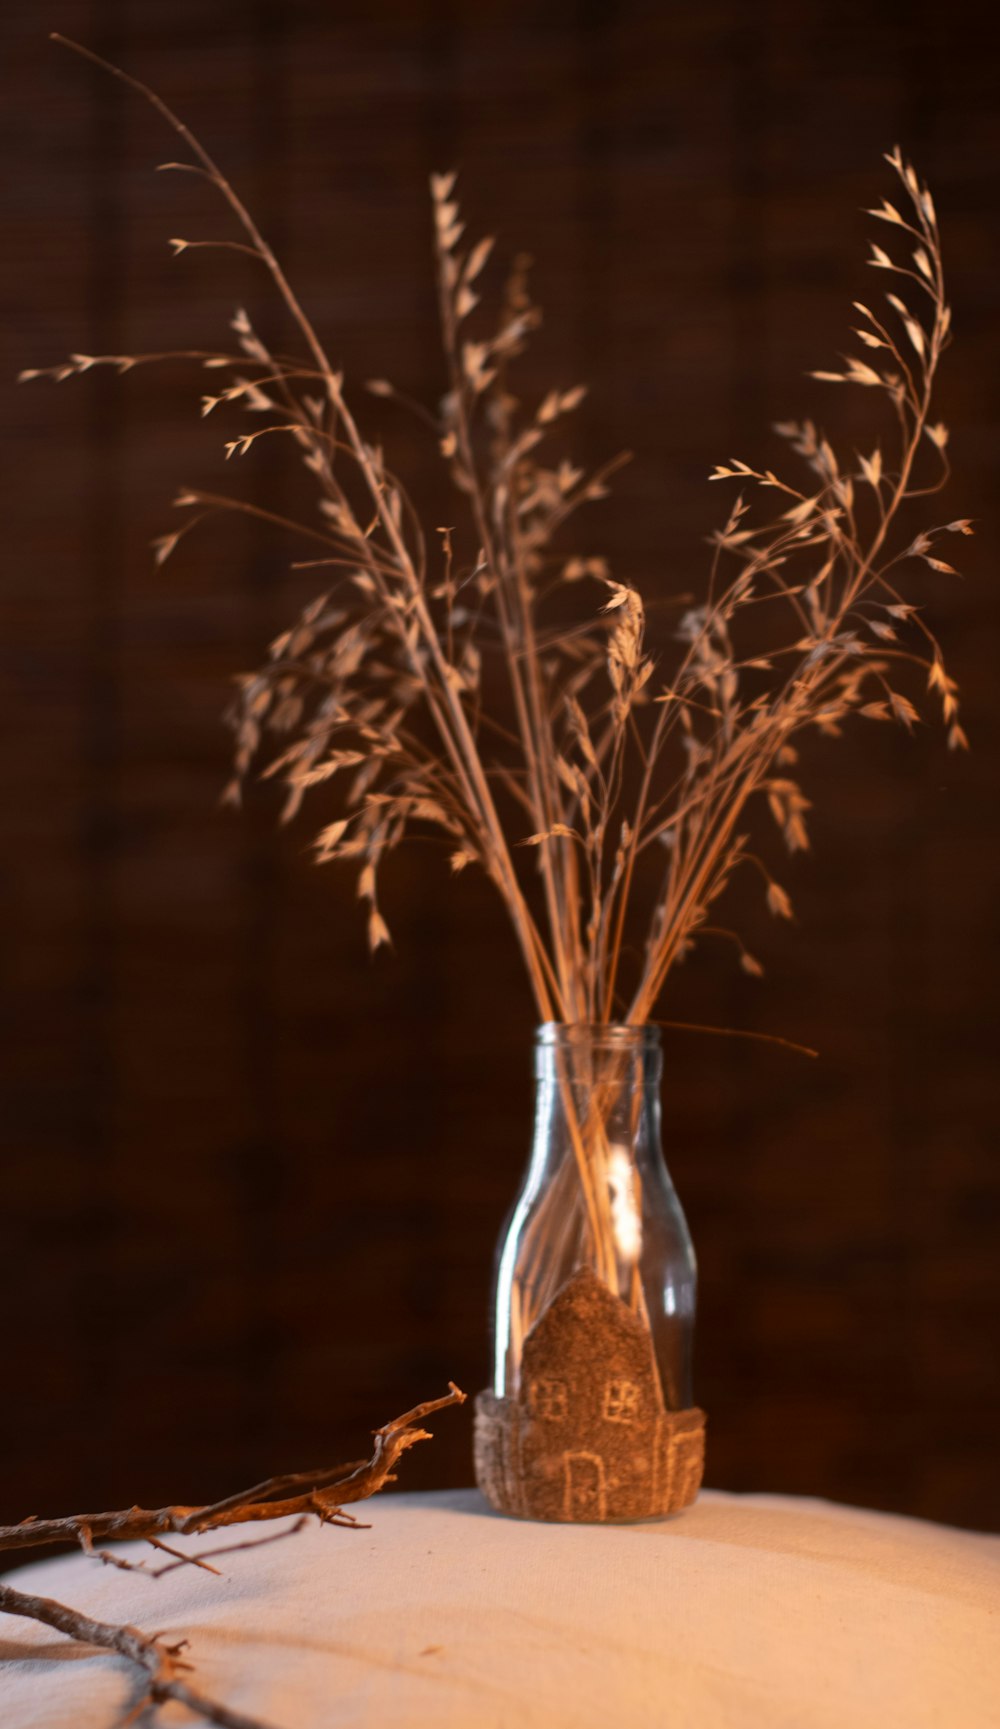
607 1144 642 1262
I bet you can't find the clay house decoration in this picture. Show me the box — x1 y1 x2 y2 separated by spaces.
476 1269 705 1521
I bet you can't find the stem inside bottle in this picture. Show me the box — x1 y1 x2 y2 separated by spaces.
492 1024 696 1408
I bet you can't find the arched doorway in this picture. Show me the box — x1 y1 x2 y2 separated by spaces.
563 1451 607 1521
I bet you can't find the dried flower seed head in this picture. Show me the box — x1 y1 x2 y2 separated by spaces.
24 52 967 1026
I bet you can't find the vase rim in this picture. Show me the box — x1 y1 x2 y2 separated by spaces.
535 1021 660 1049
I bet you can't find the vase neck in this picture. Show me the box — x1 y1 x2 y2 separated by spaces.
534 1022 662 1090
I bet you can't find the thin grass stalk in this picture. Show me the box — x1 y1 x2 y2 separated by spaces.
28 63 967 1361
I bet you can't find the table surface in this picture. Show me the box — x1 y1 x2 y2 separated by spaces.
1 1488 998 1728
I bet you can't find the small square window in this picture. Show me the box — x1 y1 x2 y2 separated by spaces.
530 1377 568 1420
604 1379 640 1422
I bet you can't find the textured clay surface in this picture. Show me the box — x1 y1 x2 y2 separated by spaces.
476 1268 705 1521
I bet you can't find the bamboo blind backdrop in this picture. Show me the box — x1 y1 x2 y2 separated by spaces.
2 0 998 1532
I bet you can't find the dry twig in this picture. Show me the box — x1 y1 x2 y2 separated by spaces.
0 1386 465 1729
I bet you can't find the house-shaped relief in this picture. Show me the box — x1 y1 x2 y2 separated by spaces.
475 1267 705 1522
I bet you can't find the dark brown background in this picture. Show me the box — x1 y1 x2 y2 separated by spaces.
2 0 998 1538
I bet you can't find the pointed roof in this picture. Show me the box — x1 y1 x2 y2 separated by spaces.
521 1267 665 1414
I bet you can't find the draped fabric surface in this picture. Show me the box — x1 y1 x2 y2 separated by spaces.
1 1488 997 1727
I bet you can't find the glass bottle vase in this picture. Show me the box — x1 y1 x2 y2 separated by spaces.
474 1023 705 1522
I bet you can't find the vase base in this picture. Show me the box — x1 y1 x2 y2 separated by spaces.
474 1389 706 1523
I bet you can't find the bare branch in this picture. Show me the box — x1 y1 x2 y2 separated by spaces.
0 1387 465 1729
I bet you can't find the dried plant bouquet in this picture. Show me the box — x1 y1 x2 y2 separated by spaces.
26 41 967 1352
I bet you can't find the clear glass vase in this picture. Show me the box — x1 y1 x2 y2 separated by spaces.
474 1024 705 1522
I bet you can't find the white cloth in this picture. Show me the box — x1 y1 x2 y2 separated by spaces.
1 1488 998 1728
